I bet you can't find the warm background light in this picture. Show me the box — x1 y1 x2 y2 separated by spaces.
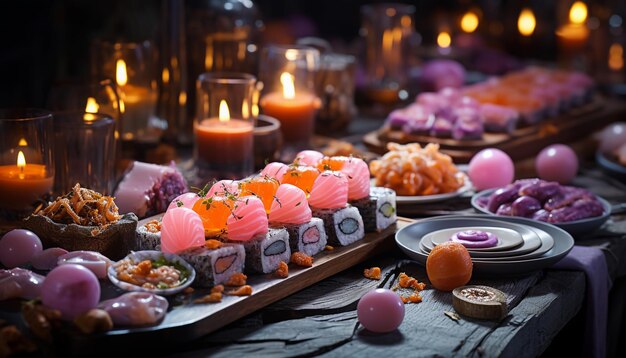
18 138 27 147
115 59 128 86
461 11 479 33
518 8 536 36
437 31 452 48
609 43 624 71
569 1 588 24
219 100 230 122
280 72 295 99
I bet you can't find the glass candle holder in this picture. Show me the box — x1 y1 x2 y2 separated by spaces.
360 3 416 103
0 109 54 216
53 112 116 196
259 45 321 150
194 72 255 181
91 40 162 144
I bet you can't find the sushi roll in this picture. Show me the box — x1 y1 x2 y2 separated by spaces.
135 220 161 251
351 187 397 233
239 228 291 274
269 184 328 257
180 243 246 287
308 171 364 246
312 206 364 246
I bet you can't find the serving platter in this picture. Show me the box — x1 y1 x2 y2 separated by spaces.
392 173 473 204
0 215 411 354
363 97 626 163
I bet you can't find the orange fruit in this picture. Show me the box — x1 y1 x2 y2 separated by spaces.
240 176 279 214
280 166 320 196
192 196 234 236
426 241 473 291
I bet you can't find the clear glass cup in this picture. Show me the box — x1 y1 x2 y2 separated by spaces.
360 3 416 103
0 109 54 216
258 44 321 150
53 112 116 196
91 40 162 144
194 72 256 181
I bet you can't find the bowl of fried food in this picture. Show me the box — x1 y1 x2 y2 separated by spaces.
23 183 138 260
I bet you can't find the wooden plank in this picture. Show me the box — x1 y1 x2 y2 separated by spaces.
44 218 414 354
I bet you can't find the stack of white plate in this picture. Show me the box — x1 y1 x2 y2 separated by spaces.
395 215 575 276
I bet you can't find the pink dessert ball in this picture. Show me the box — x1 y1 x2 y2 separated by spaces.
535 144 578 184
357 288 405 333
0 229 43 268
41 264 101 320
598 122 626 153
468 148 515 191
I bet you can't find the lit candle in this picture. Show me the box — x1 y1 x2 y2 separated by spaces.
518 8 537 37
556 1 589 52
115 58 158 142
260 72 319 145
0 151 53 211
195 100 253 169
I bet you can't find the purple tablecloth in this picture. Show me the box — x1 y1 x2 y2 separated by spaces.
553 245 612 358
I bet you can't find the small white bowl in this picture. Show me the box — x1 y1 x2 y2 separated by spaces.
108 250 195 296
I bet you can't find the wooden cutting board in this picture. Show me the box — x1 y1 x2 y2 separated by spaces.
363 97 626 163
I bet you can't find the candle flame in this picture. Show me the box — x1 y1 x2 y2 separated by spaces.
116 59 128 86
461 11 479 33
518 8 536 36
609 43 624 71
569 1 587 25
219 100 230 122
18 138 27 146
437 31 452 48
281 72 295 99
17 151 25 171
83 96 99 121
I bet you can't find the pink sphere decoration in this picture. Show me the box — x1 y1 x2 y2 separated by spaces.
0 229 42 268
536 144 578 184
357 288 405 333
468 148 515 190
41 264 101 320
598 122 626 153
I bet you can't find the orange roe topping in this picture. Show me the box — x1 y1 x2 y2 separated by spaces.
240 176 280 214
281 166 320 196
205 239 223 250
363 267 382 280
225 285 253 296
192 196 234 236
224 273 247 287
275 261 289 278
291 252 313 267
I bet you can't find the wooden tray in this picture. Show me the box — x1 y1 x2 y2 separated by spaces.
363 97 626 163
0 217 412 354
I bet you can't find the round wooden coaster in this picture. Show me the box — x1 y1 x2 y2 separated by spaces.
452 285 507 320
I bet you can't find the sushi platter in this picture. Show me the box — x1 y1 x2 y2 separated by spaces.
32 216 410 353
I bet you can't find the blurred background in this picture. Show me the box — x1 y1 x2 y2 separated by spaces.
1 0 624 108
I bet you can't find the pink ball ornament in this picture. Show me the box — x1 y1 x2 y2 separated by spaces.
535 144 578 184
357 288 405 333
598 122 626 153
468 148 515 191
0 229 43 268
41 264 101 320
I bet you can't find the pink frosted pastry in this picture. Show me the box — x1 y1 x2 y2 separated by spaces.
269 184 312 224
227 196 269 241
260 162 289 182
295 150 324 166
207 180 241 197
114 161 188 218
308 171 349 209
167 192 201 211
160 207 205 254
57 251 113 279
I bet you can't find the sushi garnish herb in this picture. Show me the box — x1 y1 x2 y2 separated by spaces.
202 197 214 210
295 201 301 207
273 195 283 208
323 163 332 171
195 183 212 198
176 200 184 207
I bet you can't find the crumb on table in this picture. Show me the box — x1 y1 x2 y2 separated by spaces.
275 261 289 278
291 252 313 267
225 285 253 296
363 267 381 280
224 273 247 287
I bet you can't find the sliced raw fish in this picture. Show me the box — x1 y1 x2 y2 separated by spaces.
0 268 45 300
308 171 348 209
161 207 205 254
269 184 312 225
227 196 269 241
99 292 168 326
57 251 113 279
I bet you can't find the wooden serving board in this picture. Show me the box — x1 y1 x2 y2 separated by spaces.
363 97 626 163
16 217 412 354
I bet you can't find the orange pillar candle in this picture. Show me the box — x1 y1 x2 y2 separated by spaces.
194 100 253 171
260 72 319 145
0 151 53 211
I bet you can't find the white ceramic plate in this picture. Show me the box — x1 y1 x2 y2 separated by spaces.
425 226 524 252
108 250 196 296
